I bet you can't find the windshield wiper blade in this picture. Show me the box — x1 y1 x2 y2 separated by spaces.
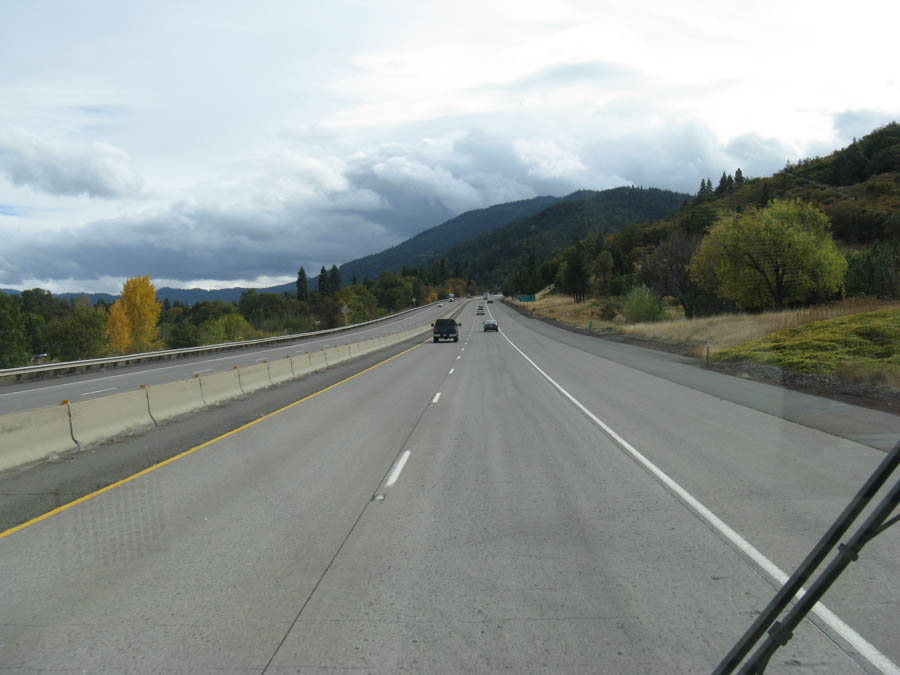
715 439 900 674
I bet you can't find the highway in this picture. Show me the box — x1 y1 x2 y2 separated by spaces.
0 300 897 672
0 302 449 416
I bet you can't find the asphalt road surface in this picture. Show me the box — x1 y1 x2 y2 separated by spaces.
1 300 897 673
0 302 450 416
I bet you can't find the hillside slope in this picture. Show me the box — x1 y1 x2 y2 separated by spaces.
338 194 564 282
449 186 689 286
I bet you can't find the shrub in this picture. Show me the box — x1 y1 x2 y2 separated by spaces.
600 301 618 321
623 284 663 323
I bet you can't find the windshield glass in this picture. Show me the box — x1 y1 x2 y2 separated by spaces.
0 3 896 673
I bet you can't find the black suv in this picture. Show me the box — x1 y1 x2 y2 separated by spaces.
432 318 461 342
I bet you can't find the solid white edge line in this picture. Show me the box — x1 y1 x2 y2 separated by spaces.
385 450 411 488
431 392 441 405
500 330 898 675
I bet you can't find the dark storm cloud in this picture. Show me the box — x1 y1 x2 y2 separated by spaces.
1 122 793 288
0 131 142 199
0 199 394 286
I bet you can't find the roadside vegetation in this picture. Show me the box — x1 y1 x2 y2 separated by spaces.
502 122 900 391
0 260 476 366
712 309 900 388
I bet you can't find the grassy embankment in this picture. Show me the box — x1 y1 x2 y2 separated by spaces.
507 291 900 389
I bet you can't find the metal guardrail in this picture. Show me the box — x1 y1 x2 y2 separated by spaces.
0 301 440 383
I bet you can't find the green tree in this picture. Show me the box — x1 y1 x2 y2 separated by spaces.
374 272 414 311
317 266 331 296
562 242 590 302
328 264 342 293
623 284 663 323
734 168 745 189
45 306 108 361
296 267 308 302
337 284 379 323
715 171 729 195
591 250 614 295
0 293 29 367
690 199 847 310
845 240 900 298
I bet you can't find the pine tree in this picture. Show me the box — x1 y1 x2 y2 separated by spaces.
715 171 728 195
734 168 745 189
296 267 308 301
318 266 330 296
329 265 342 293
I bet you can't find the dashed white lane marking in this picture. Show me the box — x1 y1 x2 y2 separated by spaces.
193 368 212 374
431 392 441 405
500 330 898 675
80 387 117 396
449 368 454 375
456 355 461 360
384 450 411 488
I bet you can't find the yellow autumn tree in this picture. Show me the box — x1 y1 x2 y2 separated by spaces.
107 276 162 354
107 300 131 354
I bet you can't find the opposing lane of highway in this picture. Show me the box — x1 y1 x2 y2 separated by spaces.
0 302 449 416
0 300 895 672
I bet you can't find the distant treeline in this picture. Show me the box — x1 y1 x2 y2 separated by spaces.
0 263 479 368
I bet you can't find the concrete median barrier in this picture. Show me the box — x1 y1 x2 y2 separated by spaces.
238 362 271 393
309 350 327 372
324 345 349 367
268 356 294 384
293 352 312 377
0 404 77 473
199 368 243 406
70 389 155 447
147 378 205 423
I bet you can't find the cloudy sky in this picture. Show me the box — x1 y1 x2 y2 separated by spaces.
1 0 898 293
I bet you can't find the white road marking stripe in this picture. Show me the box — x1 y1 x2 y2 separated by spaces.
456 355 461 360
193 369 212 374
449 368 454 375
385 450 411 487
500 330 898 675
80 387 117 396
431 392 441 405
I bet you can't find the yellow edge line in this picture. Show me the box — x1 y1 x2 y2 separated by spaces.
0 338 427 541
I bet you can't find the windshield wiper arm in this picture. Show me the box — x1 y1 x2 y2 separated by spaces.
715 439 900 674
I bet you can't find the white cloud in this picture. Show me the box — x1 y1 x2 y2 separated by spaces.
0 0 898 292
0 130 142 198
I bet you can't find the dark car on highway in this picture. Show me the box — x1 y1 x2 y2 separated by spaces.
483 319 498 332
432 318 461 342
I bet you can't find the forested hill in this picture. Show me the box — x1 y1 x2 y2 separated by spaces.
695 121 900 243
447 186 690 287
338 194 565 282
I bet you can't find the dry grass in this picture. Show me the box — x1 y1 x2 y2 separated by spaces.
620 297 900 351
507 289 620 330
